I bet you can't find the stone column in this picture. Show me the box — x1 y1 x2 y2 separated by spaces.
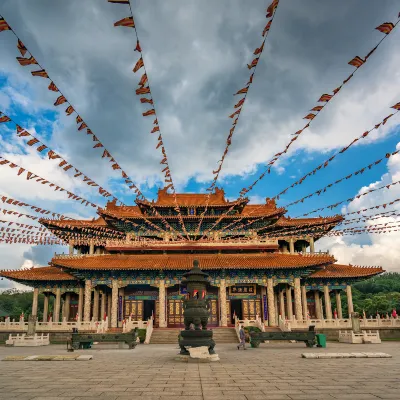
219 279 227 327
266 279 276 326
100 292 106 321
279 288 285 320
64 293 71 321
89 240 94 255
346 285 354 316
32 288 39 317
107 293 112 326
158 280 167 328
335 291 343 319
289 238 295 254
301 285 308 318
285 286 293 320
68 241 74 256
84 280 92 322
42 294 49 322
314 291 322 319
309 237 315 253
78 287 84 321
93 288 99 321
323 285 332 320
294 278 303 320
54 288 61 322
111 280 119 328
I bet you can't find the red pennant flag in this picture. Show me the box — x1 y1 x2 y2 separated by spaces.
391 102 400 111
376 22 395 35
229 109 241 118
234 98 245 109
266 0 279 18
48 81 58 92
234 87 248 95
247 58 259 69
253 43 264 55
65 105 74 115
140 98 153 104
54 95 67 106
142 109 155 117
31 69 49 78
138 73 148 87
136 86 150 95
78 122 87 131
0 17 11 32
311 106 324 112
16 56 38 66
17 39 27 56
318 94 333 102
0 115 11 123
304 113 316 120
348 56 365 68
262 20 272 36
135 40 142 52
114 16 135 27
133 57 144 73
151 126 160 133
76 115 83 124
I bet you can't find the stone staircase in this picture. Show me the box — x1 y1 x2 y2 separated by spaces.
212 328 239 343
150 329 180 344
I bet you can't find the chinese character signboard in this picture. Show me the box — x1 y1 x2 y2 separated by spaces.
229 284 256 295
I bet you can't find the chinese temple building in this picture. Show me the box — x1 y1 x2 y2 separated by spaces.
0 188 383 328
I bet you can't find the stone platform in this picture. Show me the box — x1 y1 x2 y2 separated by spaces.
0 342 399 399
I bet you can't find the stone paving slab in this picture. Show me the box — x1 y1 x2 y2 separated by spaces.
2 354 93 361
302 352 392 359
0 342 399 399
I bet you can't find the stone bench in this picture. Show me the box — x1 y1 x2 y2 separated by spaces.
250 326 316 348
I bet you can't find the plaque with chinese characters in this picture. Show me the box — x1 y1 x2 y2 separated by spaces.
229 284 256 295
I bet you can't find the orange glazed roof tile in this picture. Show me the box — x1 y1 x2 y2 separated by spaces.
0 266 77 281
274 215 344 227
52 253 335 271
309 264 384 278
40 216 109 228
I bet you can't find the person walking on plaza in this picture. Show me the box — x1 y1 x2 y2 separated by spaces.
237 325 246 350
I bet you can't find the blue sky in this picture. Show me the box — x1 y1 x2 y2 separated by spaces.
0 0 400 287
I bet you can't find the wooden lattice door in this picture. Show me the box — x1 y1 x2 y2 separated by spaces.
124 300 143 320
168 299 184 327
242 299 261 320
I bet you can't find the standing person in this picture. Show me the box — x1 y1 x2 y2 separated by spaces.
237 325 246 350
392 309 397 319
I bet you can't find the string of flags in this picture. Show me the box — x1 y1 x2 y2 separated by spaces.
0 14 180 237
342 209 398 225
299 178 400 217
261 222 339 239
0 226 52 237
285 139 400 208
108 0 189 240
0 237 64 245
274 106 400 201
0 218 47 231
0 157 100 209
237 11 400 198
196 0 280 237
0 111 122 204
1 194 70 220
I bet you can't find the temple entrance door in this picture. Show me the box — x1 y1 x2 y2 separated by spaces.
242 299 261 320
143 300 155 321
231 299 242 323
124 300 143 320
167 299 184 327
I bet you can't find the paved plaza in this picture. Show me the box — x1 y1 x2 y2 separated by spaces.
0 342 399 400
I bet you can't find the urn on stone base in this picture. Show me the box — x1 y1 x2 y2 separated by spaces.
178 260 216 355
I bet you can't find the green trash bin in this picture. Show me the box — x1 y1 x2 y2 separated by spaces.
316 334 326 348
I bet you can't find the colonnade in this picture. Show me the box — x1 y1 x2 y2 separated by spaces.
31 279 355 327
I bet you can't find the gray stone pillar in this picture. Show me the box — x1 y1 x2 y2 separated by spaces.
84 280 92 322
294 278 303 320
219 279 227 326
54 288 61 322
279 288 285 320
100 292 106 321
267 279 276 326
309 237 315 253
289 238 295 254
93 288 99 321
301 285 308 318
78 287 84 321
314 291 322 319
32 288 39 317
111 280 119 328
158 280 167 328
286 286 293 320
64 293 71 321
107 293 112 326
89 240 94 255
336 291 343 319
42 294 49 322
323 285 332 320
346 285 354 316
